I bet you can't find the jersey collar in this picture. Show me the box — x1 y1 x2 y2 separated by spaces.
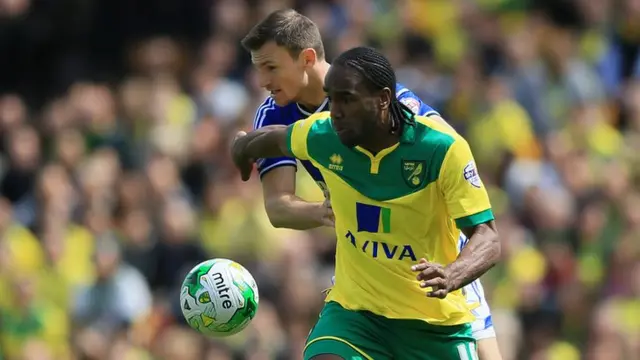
354 111 417 157
353 112 416 171
297 97 330 116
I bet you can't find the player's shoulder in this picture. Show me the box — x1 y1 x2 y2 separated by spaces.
253 96 278 129
395 83 422 114
395 83 412 98
413 115 464 146
252 96 299 129
304 110 332 123
411 116 470 176
296 110 333 135
395 83 439 117
290 111 335 155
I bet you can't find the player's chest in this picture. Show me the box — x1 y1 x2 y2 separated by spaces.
312 147 437 202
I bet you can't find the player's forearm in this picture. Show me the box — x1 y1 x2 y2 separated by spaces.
446 222 501 291
234 125 290 159
265 194 325 229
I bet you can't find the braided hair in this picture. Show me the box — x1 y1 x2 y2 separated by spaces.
332 46 415 134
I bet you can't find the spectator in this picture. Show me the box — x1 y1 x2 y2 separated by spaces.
72 233 152 336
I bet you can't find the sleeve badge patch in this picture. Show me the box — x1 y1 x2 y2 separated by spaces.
463 161 482 188
399 97 421 114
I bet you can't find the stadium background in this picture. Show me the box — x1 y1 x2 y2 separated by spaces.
0 0 639 359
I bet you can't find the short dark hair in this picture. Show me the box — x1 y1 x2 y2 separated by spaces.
333 46 414 134
241 9 325 60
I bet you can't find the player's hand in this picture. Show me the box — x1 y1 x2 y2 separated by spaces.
318 197 335 227
411 258 452 299
231 131 254 181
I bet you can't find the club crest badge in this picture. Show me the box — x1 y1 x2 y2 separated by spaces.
402 160 426 188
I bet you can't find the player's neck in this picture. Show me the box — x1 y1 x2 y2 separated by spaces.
297 61 331 109
358 130 400 155
358 111 401 154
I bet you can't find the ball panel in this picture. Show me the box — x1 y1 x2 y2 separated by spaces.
183 259 217 298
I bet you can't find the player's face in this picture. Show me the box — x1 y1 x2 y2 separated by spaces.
250 41 308 106
325 66 386 148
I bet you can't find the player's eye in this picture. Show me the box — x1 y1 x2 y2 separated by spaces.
267 65 277 72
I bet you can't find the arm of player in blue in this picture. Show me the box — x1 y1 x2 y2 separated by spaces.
395 84 440 117
252 97 298 178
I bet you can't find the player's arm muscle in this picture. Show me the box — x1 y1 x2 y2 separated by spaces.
261 166 327 229
448 221 500 290
233 125 292 159
438 138 501 291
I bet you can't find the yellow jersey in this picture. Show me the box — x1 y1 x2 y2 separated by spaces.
286 112 494 326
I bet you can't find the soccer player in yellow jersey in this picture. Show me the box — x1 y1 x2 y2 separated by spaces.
232 46 501 360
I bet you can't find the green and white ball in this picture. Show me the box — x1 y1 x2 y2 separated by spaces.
180 259 259 337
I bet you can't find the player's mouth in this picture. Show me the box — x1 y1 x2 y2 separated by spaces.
334 128 357 147
269 90 282 97
333 127 349 136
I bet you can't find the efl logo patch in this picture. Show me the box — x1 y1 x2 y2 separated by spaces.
400 97 421 114
463 161 482 188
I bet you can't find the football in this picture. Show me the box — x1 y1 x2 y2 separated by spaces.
180 258 259 337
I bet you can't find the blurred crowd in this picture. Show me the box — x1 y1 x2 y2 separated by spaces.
1 0 640 359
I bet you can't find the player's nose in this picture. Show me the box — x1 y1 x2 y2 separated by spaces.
331 112 344 126
330 107 344 121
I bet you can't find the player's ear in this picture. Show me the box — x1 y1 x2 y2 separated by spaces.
300 48 317 69
380 87 392 110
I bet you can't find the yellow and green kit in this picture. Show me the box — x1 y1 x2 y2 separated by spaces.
287 112 492 360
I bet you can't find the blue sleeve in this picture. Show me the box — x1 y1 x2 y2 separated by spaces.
252 97 297 178
396 86 440 117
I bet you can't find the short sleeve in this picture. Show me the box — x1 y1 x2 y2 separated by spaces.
286 117 315 161
397 88 439 117
252 97 297 177
438 138 494 229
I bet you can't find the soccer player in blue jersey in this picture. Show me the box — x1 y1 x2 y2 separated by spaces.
241 9 437 230
240 9 502 360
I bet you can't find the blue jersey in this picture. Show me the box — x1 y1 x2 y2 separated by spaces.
252 83 439 182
